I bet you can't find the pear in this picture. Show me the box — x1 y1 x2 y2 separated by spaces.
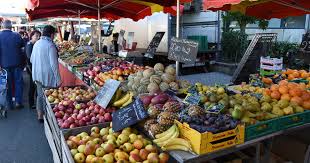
278 100 290 109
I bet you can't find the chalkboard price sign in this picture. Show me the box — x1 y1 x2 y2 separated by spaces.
94 79 121 109
168 37 199 63
145 32 165 58
112 99 148 132
300 31 310 53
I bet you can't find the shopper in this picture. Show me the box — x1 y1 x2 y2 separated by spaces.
0 20 25 110
31 25 61 122
25 30 41 109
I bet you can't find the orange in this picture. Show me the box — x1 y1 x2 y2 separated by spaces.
298 83 306 90
270 84 279 92
301 72 309 79
279 86 289 95
279 80 288 86
290 96 303 105
271 91 281 100
292 71 300 78
281 94 291 101
264 89 271 96
286 69 294 75
299 70 307 74
288 82 297 89
262 77 272 84
302 101 310 110
288 74 295 80
289 88 302 97
301 92 310 101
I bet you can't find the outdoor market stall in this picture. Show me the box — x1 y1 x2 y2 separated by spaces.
25 0 310 163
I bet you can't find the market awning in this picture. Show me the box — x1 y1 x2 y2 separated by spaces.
26 0 189 21
204 0 310 19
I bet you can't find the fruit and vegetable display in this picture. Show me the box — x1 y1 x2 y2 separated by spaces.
282 69 310 81
264 80 310 110
58 41 78 56
83 59 144 86
45 86 97 104
230 84 265 94
111 90 134 108
66 126 170 163
52 101 115 129
127 63 187 95
179 105 239 133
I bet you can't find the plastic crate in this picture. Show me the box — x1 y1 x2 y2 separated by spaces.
260 69 281 77
187 36 208 52
245 118 278 141
277 110 310 130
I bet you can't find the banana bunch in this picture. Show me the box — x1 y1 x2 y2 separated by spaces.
112 91 133 108
153 125 192 151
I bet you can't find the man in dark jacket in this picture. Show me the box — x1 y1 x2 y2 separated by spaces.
0 20 25 109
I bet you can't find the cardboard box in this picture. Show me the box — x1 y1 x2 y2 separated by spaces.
176 120 245 155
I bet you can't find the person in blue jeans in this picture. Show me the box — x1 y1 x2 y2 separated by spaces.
0 20 25 110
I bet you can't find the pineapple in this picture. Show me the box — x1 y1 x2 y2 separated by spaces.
188 105 204 117
149 124 166 136
163 101 182 113
148 106 161 118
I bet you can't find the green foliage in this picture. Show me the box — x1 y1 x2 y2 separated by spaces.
221 30 248 62
271 41 299 57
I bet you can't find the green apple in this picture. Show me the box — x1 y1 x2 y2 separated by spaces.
100 128 109 136
106 135 116 141
117 134 129 145
102 153 114 163
70 149 78 156
93 138 102 145
109 128 114 134
74 153 85 163
129 134 138 143
91 126 100 134
79 132 89 138
77 145 86 153
85 155 95 163
121 127 132 135
95 147 105 157
121 142 134 152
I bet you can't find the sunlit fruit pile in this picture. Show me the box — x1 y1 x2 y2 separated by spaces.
231 84 265 94
45 86 97 104
66 126 170 163
282 69 310 80
84 59 144 86
264 80 310 109
53 101 115 129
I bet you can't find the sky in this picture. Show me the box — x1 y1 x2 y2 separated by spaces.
0 0 27 15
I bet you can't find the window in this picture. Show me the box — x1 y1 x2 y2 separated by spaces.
281 15 306 29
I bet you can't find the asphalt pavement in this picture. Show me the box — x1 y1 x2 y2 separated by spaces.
0 72 53 163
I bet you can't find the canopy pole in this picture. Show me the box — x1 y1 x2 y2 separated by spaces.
98 0 102 53
78 10 81 35
176 0 180 76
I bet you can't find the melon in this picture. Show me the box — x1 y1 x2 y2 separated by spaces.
160 82 170 92
154 63 165 72
127 81 134 88
141 77 150 85
128 74 135 81
147 83 160 94
155 70 164 76
161 73 175 84
143 68 155 78
150 75 162 85
178 80 191 88
134 76 142 84
165 66 176 75
136 70 143 77
138 85 148 94
169 82 179 90
132 83 139 91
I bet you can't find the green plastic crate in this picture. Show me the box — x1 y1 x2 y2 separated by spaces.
187 36 208 52
276 110 310 130
245 118 278 141
260 69 281 76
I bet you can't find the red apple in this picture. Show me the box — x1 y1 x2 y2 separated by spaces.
104 113 112 121
79 119 86 126
70 123 77 128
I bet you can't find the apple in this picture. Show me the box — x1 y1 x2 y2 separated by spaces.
94 107 100 114
48 95 55 103
84 143 96 155
139 149 150 160
91 132 100 138
159 153 169 163
143 139 152 147
55 112 63 118
75 104 82 110
67 140 77 149
114 151 129 161
130 149 139 156
82 136 91 142
67 117 75 124
61 122 70 129
133 139 144 150
147 153 159 163
100 128 109 136
121 127 131 136
91 157 104 163
103 153 114 163
70 123 77 128
129 134 138 143
83 116 90 122
77 144 86 153
103 143 115 153
63 101 69 106
99 109 105 115
91 127 100 134
93 138 102 145
95 147 105 157
121 143 134 152
145 145 157 153
53 107 59 112
117 134 129 145
70 149 78 156
80 103 87 109
73 109 79 114
104 113 112 121
85 155 96 163
98 116 105 123
78 120 86 126
74 153 85 163
66 108 73 114
129 153 142 163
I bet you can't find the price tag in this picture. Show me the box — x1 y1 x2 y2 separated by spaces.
183 93 201 105
112 99 148 132
205 103 225 114
94 79 120 108
168 37 198 63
